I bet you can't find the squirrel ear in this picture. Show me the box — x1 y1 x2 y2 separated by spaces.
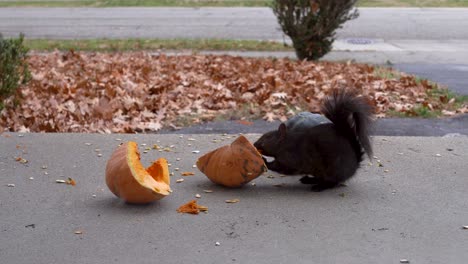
278 123 287 140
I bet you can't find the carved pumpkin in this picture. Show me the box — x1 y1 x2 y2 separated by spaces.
105 141 171 204
196 135 267 187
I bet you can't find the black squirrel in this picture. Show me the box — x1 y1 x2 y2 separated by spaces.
254 88 374 191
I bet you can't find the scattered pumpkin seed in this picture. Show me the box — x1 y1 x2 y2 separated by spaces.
400 259 409 263
192 165 197 168
174 168 180 171
176 158 181 161
115 138 122 141
7 184 15 187
44 172 49 175
29 177 34 180
181 172 195 176
195 194 201 198
384 169 389 173
188 138 196 141
203 190 213 193
56 180 66 183
215 242 221 246
97 153 103 157
192 150 200 154
92 194 97 198
74 230 83 235
176 179 184 183
225 199 240 203
152 144 160 150
41 165 48 169
188 143 192 147
94 148 101 152
462 226 468 229
435 153 442 157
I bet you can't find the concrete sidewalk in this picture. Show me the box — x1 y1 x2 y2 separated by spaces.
1 133 467 263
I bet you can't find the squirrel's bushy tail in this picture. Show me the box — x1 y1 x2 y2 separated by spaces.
321 89 374 159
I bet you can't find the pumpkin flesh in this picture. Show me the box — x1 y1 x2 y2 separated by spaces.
106 141 171 204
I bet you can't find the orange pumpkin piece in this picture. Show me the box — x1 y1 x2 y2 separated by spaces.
196 135 267 187
105 141 171 204
177 200 208 214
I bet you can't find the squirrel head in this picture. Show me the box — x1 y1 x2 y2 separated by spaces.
253 123 287 157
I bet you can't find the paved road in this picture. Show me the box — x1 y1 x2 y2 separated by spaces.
1 7 468 40
159 115 468 136
1 133 467 264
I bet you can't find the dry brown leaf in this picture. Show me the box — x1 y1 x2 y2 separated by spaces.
0 51 464 133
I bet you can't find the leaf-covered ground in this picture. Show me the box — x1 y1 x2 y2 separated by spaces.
1 51 467 133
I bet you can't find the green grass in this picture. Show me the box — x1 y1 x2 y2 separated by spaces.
1 0 467 7
1 0 270 7
24 38 291 52
359 0 468 7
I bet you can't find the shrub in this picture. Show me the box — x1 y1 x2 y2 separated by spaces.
272 0 359 60
0 33 31 107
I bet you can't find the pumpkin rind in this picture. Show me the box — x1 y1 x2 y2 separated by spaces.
197 135 267 187
105 141 171 204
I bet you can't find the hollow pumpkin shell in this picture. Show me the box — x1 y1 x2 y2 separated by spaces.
105 141 171 204
196 135 267 187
